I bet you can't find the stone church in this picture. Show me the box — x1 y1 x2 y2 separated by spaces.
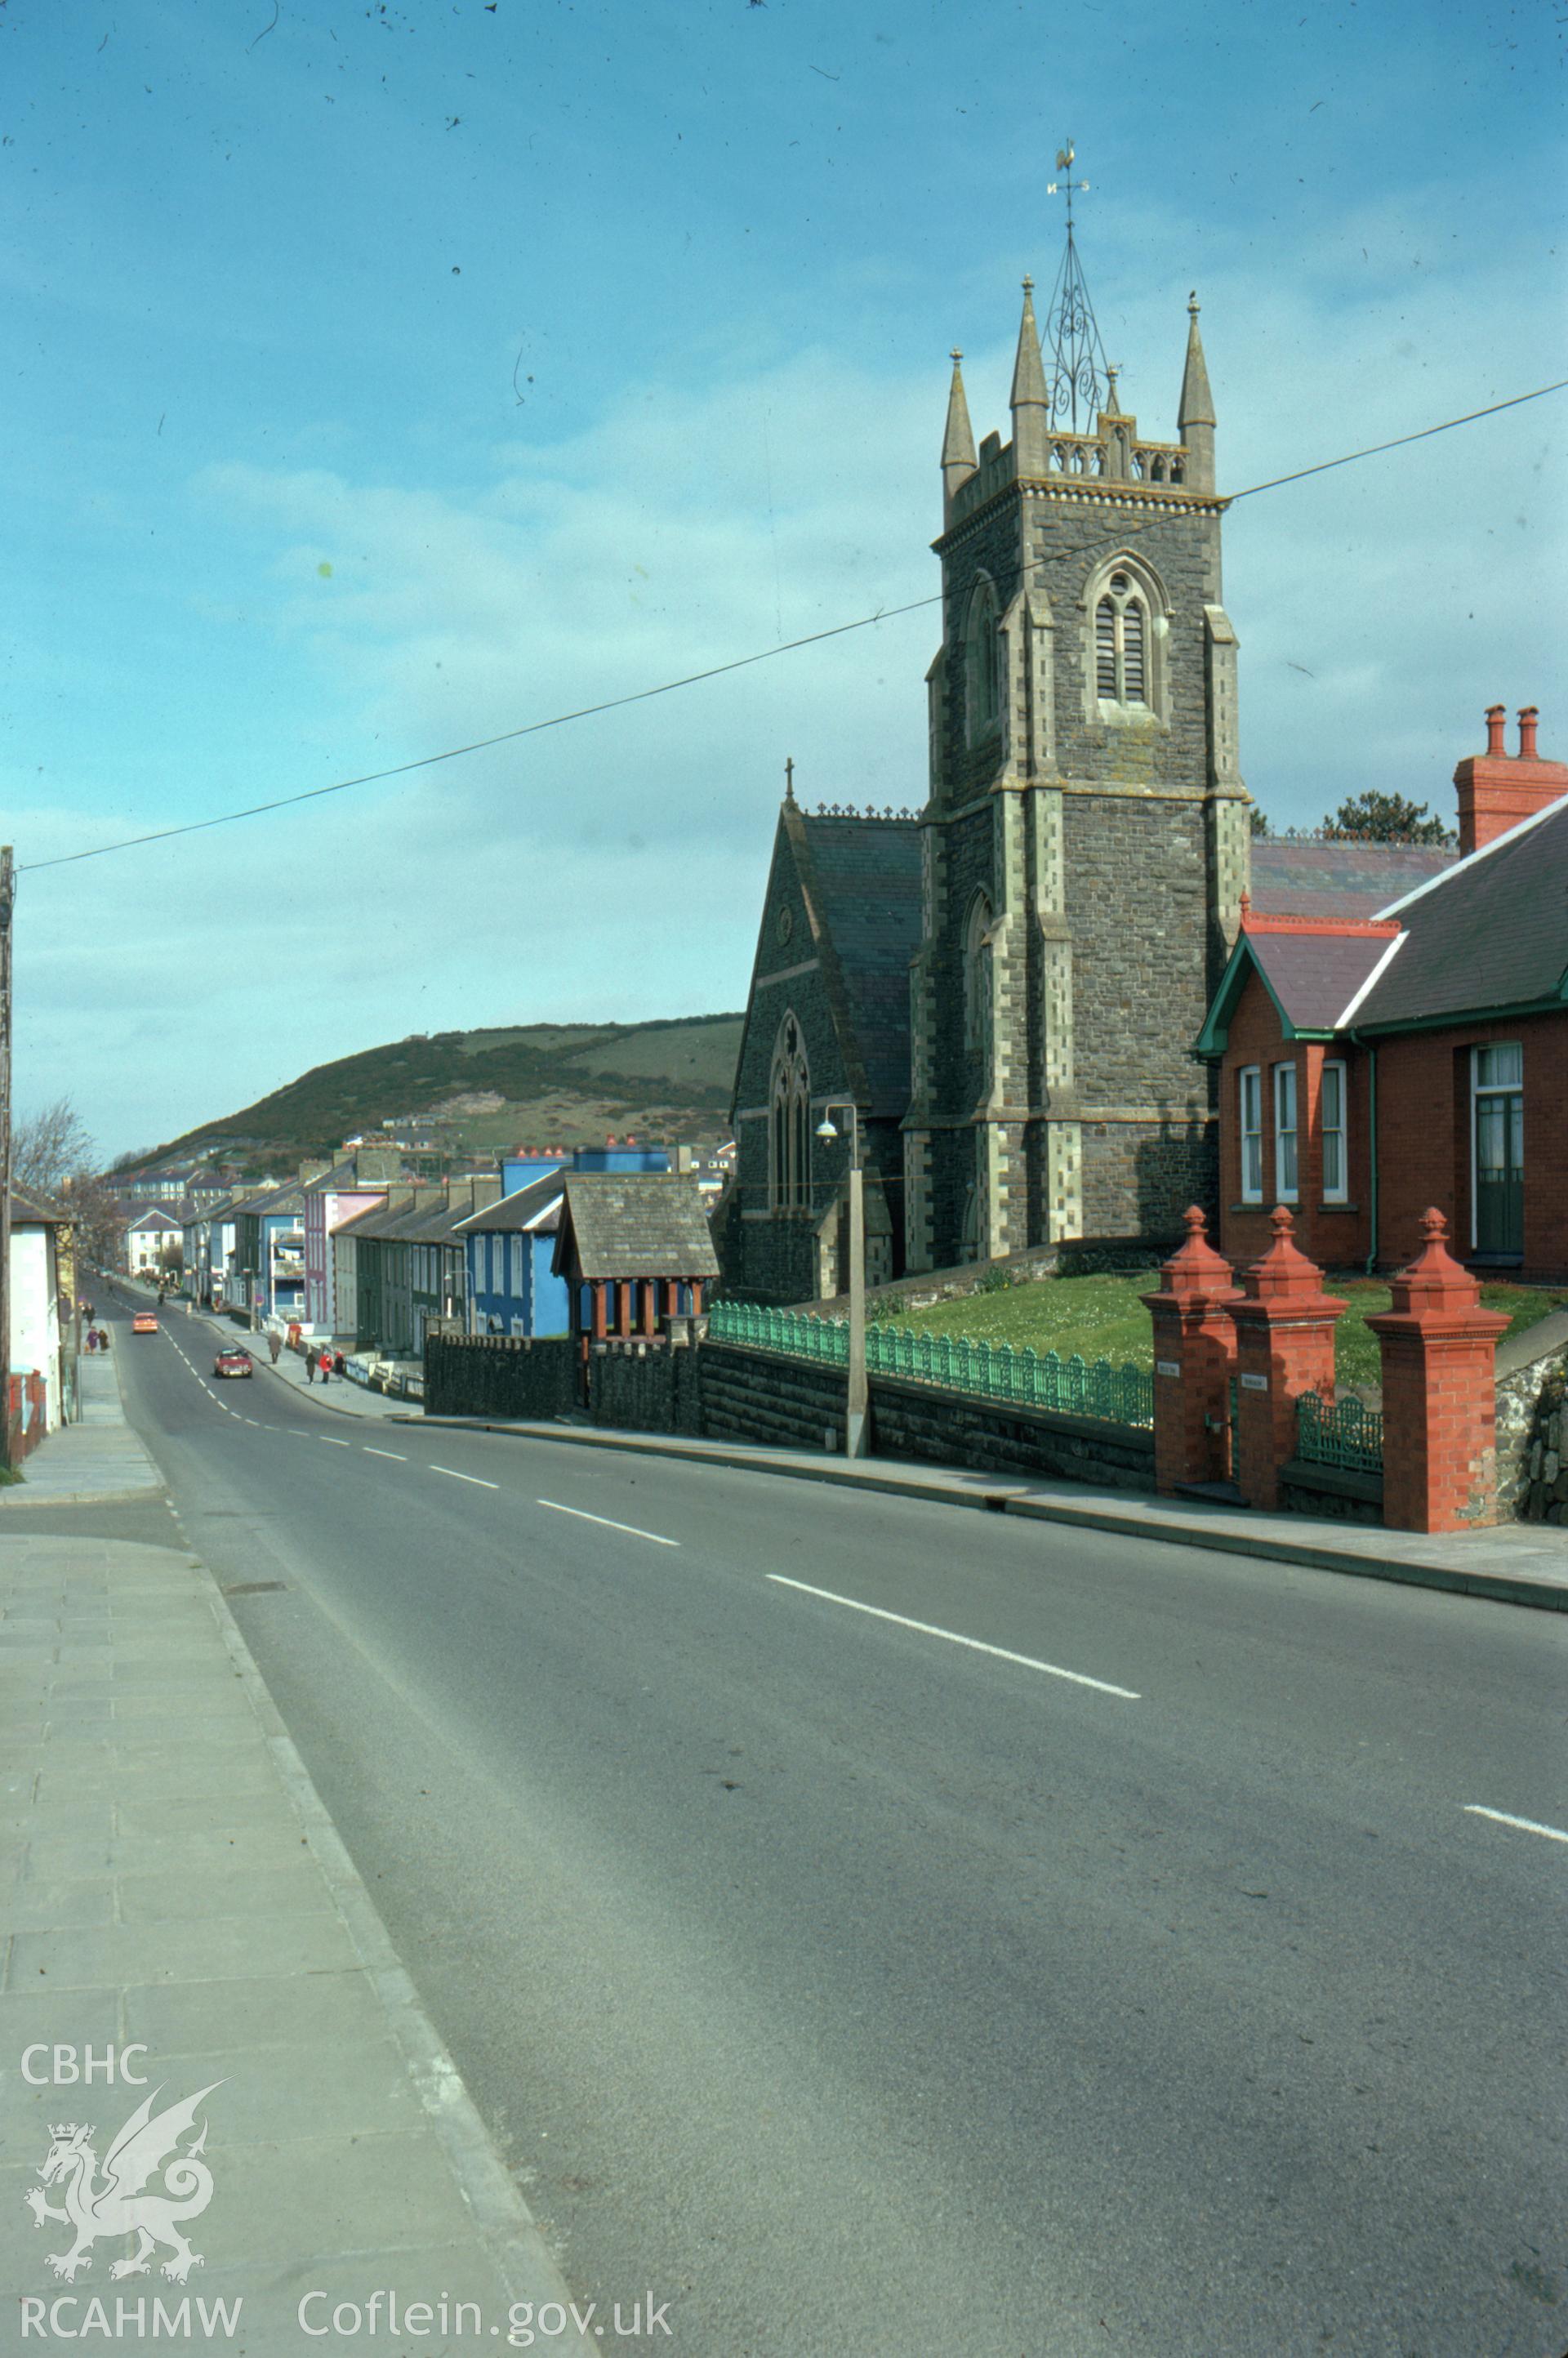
724 234 1257 1305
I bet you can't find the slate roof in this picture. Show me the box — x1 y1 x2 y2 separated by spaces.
9 1185 65 1226
399 1179 504 1248
336 1187 445 1243
1357 795 1568 1029
1251 839 1456 920
1241 929 1396 1034
796 812 923 1115
243 1183 305 1219
552 1173 719 1280
125 1204 183 1230
452 1172 564 1237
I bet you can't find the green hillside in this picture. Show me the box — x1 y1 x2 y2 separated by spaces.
154 1013 744 1170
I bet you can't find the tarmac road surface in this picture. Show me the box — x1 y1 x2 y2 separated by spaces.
105 1291 1568 2358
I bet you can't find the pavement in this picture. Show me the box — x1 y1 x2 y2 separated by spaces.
0 1328 594 2347
412 1412 1568 1614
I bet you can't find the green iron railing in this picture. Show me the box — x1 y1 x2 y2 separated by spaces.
1295 1389 1383 1473
706 1301 1154 1429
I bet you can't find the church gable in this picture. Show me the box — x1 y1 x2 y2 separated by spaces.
724 801 922 1304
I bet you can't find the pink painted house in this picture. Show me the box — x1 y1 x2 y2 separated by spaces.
302 1152 404 1337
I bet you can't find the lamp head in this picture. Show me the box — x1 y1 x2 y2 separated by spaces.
814 1117 840 1142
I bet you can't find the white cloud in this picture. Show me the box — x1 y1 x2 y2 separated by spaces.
14 215 1563 1157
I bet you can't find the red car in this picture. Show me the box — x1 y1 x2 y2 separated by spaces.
214 1348 253 1380
131 1313 159 1335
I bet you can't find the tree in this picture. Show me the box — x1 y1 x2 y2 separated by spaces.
1249 807 1271 838
11 1095 96 1195
9 1096 121 1272
1320 792 1454 846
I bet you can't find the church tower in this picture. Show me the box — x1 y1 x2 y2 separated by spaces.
903 169 1251 1271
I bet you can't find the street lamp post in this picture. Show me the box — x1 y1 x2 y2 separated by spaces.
816 1101 867 1460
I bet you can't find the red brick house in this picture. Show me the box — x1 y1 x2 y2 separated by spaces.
1196 708 1568 1282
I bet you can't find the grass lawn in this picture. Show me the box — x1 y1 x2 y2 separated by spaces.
874 1269 1568 1390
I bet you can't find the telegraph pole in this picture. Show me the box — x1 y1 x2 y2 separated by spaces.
0 847 15 1471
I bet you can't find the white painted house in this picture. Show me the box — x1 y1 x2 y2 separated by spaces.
8 1188 65 1434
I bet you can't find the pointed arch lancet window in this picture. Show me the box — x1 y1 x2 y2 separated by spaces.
769 1013 813 1210
1094 570 1151 709
965 577 1003 742
962 893 994 1079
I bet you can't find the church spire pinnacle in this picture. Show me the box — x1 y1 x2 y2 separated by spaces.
1178 292 1216 491
941 347 978 517
1010 280 1049 413
1010 280 1050 474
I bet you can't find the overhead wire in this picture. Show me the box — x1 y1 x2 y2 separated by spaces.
17 375 1566 879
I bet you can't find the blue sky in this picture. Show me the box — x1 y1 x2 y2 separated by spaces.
5 0 1564 1158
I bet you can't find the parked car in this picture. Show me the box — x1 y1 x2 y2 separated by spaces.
131 1313 159 1335
213 1348 253 1380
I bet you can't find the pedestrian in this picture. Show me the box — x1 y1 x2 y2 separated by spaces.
334 1352 345 1378
305 1346 315 1384
268 1332 282 1365
318 1347 333 1385
84 1329 96 1354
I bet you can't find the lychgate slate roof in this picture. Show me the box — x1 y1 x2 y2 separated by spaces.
552 1173 719 1281
1358 794 1568 1029
1251 838 1455 921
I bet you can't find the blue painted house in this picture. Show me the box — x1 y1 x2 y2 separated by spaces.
458 1145 670 1338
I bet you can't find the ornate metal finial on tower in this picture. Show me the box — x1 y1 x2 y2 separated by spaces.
784 756 795 803
1043 139 1111 433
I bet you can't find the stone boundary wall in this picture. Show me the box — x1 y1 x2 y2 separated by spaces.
425 1334 577 1421
590 1339 703 1438
586 1337 1155 1491
870 1375 1154 1491
1496 1344 1568 1522
1276 1457 1383 1527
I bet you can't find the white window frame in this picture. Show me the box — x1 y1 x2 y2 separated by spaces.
1321 1059 1348 1204
1273 1062 1299 1204
1470 1042 1525 1252
1239 1066 1263 1203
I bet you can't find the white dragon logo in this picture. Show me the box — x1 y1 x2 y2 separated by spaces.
24 2082 225 2284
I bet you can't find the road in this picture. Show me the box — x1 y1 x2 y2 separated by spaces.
100 1293 1567 2356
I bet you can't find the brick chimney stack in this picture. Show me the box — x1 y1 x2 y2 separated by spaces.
1453 702 1568 857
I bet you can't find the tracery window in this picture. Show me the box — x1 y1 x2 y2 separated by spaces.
769 1012 812 1210
1094 570 1149 707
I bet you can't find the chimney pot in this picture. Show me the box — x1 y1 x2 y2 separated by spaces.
1518 705 1539 761
1485 704 1507 756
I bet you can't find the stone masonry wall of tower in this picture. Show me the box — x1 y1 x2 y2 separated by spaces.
903 287 1249 1273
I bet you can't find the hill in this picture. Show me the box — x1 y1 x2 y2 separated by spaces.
151 1013 745 1172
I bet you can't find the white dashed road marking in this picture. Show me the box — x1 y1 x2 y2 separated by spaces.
1463 1805 1568 1846
536 1500 679 1547
766 1574 1142 1699
363 1447 407 1461
430 1465 500 1490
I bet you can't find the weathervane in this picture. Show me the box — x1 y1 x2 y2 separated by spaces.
1043 138 1111 433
